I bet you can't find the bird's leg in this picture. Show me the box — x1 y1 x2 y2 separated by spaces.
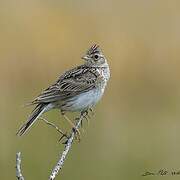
39 117 69 142
61 111 81 142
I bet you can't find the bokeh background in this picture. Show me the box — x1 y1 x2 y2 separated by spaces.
1 0 180 179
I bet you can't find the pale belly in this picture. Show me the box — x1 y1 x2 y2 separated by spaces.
61 88 104 112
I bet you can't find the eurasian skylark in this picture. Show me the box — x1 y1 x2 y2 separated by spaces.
17 44 110 136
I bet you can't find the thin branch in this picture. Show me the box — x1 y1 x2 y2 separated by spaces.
16 152 25 180
39 117 69 140
49 113 84 180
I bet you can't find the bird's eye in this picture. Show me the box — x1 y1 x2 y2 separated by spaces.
94 54 99 60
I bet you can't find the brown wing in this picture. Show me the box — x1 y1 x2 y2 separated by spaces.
31 65 99 104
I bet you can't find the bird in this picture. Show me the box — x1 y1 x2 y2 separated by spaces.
17 44 110 136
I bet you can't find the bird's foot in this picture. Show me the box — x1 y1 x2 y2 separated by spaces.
72 126 81 142
79 109 92 127
58 132 70 144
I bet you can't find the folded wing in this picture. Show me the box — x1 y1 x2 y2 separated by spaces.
31 65 99 104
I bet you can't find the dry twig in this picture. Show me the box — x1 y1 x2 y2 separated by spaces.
49 112 85 180
39 117 69 141
16 111 89 180
16 152 25 180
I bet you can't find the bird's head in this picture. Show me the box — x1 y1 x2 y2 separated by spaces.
82 44 107 67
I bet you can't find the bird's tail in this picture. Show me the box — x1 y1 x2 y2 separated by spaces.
17 103 48 136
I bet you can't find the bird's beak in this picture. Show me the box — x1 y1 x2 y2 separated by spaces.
81 55 90 61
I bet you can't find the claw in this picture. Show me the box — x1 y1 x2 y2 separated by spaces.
72 127 81 142
62 139 68 145
80 119 83 127
81 109 91 123
58 132 69 143
89 108 94 116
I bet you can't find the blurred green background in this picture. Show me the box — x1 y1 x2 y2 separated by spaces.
1 0 180 179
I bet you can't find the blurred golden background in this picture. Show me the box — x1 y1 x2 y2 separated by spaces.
1 0 180 179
